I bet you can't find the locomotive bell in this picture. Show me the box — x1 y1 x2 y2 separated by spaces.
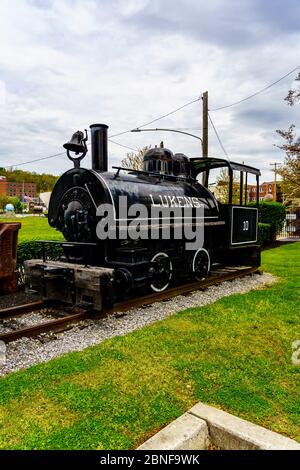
63 131 86 154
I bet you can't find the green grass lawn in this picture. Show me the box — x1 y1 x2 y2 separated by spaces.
0 216 63 242
0 242 299 449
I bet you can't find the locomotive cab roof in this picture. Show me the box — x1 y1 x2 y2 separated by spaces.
190 157 261 177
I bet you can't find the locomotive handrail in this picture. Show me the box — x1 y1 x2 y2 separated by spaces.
35 240 98 264
36 240 98 246
112 166 196 183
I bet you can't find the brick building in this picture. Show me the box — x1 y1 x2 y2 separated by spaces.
0 176 7 195
248 181 277 202
0 176 37 198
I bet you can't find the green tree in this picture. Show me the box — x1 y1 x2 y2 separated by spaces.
276 71 300 205
9 196 24 213
0 195 24 213
0 194 10 211
214 168 240 204
0 168 58 193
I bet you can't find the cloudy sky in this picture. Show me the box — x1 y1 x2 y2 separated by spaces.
0 0 299 181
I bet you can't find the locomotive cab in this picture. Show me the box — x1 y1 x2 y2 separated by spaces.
190 157 261 266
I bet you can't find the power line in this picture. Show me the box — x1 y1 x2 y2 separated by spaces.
109 129 132 138
110 96 200 137
209 65 300 111
3 151 66 170
4 96 201 168
208 112 229 159
3 66 299 169
135 97 201 129
108 139 138 152
3 139 137 169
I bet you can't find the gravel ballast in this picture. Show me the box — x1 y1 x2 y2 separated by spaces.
0 309 57 334
0 291 39 310
0 272 276 376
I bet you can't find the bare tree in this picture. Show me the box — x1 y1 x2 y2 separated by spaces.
121 146 151 171
284 71 300 105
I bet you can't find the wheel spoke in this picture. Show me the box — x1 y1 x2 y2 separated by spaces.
150 252 172 292
192 248 210 281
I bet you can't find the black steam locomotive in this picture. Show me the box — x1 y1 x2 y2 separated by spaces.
25 123 261 310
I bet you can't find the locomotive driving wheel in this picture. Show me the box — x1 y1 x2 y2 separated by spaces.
192 248 210 281
150 252 172 292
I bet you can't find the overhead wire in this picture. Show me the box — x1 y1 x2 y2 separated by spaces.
133 97 201 129
3 139 138 169
4 65 299 168
109 96 201 137
2 151 66 169
5 96 201 168
209 65 300 111
108 139 138 152
208 112 229 159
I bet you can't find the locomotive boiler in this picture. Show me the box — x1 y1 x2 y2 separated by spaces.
25 123 261 310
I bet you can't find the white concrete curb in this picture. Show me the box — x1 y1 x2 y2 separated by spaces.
190 403 300 450
137 412 209 450
137 402 300 450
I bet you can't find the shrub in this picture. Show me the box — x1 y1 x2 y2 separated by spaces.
17 240 63 268
0 195 24 213
258 223 272 245
249 201 286 241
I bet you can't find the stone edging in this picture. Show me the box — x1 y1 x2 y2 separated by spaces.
137 402 300 450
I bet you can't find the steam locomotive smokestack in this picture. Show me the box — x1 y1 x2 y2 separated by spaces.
90 123 109 172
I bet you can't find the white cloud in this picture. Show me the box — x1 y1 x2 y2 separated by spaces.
117 0 150 17
0 0 299 181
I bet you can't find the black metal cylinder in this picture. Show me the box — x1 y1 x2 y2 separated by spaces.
90 123 109 172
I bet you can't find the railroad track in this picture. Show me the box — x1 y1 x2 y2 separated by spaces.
0 310 89 343
110 265 259 314
0 300 44 319
0 265 259 343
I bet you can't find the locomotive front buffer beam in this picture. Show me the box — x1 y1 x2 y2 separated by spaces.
24 259 114 311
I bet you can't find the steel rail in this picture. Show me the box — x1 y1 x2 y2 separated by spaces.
106 266 259 314
0 300 44 319
0 266 259 343
0 311 89 343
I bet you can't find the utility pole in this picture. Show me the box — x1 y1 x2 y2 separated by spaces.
202 91 208 157
270 162 278 202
